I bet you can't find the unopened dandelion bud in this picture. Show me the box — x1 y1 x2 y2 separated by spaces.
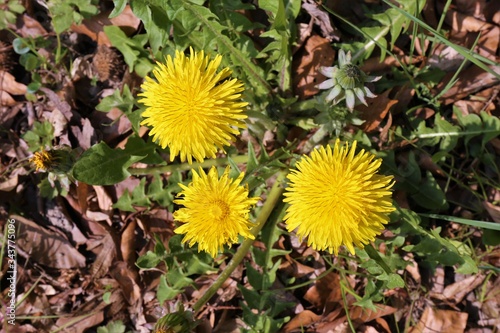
317 49 381 110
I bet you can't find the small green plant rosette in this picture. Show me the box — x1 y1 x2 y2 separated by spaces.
317 49 381 110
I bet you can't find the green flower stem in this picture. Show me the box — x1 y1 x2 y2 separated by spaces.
192 170 288 314
128 155 249 176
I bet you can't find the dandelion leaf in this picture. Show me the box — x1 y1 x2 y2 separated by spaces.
72 142 145 185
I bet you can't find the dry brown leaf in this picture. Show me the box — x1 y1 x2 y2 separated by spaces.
302 0 340 41
0 166 25 191
39 87 76 121
282 310 322 332
292 35 335 100
304 272 342 310
375 317 392 333
361 55 423 73
446 9 492 32
431 274 485 303
0 90 16 106
91 233 116 278
0 175 18 191
71 5 141 45
54 311 104 333
45 200 88 245
0 71 27 95
436 65 500 105
76 117 94 150
410 307 468 333
110 261 142 306
19 14 48 37
121 219 137 267
315 308 348 333
76 182 89 215
91 103 132 143
93 185 113 214
349 304 397 323
453 0 488 20
454 99 493 115
357 89 397 133
360 326 382 333
431 266 445 294
481 277 500 320
488 1 500 24
404 255 421 284
428 44 467 72
13 215 86 268
280 256 316 278
477 26 500 59
390 85 416 115
483 201 500 223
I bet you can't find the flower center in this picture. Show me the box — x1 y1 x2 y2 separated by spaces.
325 175 361 215
209 200 230 222
337 64 364 89
343 64 362 78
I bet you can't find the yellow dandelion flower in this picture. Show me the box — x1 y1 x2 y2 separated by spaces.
29 148 74 173
173 166 260 257
283 139 395 255
139 47 249 164
30 150 54 171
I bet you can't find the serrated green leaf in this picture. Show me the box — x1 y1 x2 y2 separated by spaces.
23 121 54 151
227 158 242 179
246 142 258 175
112 178 152 210
48 0 98 34
95 85 134 113
184 254 215 276
38 177 59 199
157 275 182 303
131 178 151 206
72 142 145 185
103 25 141 72
123 136 164 164
238 285 261 309
455 256 478 274
434 116 460 152
97 320 126 333
130 1 170 55
411 171 447 210
109 0 127 18
147 174 179 209
166 268 194 290
113 189 135 212
386 273 405 289
136 250 164 269
246 262 264 289
479 111 500 145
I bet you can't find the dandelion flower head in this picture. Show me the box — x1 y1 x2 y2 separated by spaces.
317 49 381 110
173 166 260 257
30 150 54 171
139 47 248 164
30 148 74 173
284 139 395 255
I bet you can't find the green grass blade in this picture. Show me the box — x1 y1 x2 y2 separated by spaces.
419 213 500 231
382 0 500 79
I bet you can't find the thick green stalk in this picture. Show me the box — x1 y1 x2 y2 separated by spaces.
128 155 249 175
192 170 288 314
